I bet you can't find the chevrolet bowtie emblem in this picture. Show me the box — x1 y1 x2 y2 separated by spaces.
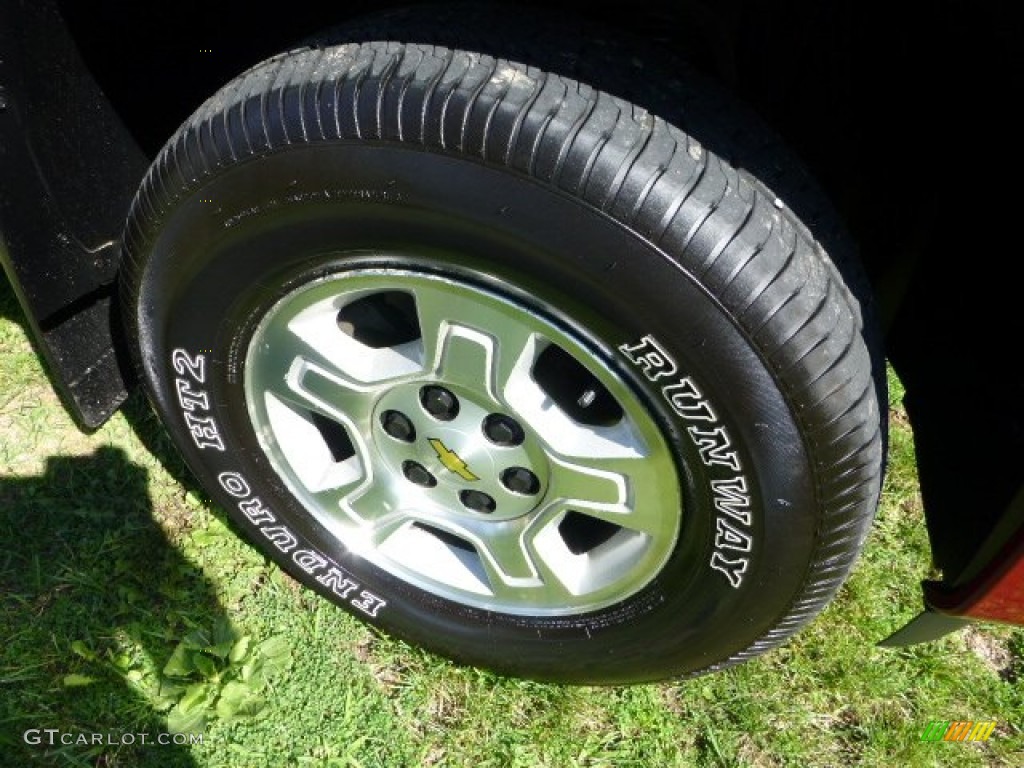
427 438 479 481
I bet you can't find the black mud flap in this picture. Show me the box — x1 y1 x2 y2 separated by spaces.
0 0 148 428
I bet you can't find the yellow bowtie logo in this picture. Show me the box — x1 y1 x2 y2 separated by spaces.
428 438 479 481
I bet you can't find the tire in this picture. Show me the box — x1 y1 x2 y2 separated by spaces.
120 33 884 684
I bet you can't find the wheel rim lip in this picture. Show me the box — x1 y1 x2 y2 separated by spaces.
242 263 682 616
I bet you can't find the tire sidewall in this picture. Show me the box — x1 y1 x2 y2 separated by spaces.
134 143 818 682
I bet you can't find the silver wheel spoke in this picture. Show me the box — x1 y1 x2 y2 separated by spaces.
546 456 628 508
413 282 536 400
464 518 542 584
289 362 378 430
435 327 497 394
344 482 405 526
449 516 580 606
253 320 381 429
308 472 369 514
360 512 419 551
505 373 648 460
548 454 674 537
272 285 424 385
257 318 348 384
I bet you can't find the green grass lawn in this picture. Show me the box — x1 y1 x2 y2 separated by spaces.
1 278 1021 768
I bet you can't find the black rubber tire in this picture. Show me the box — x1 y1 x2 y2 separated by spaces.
121 31 884 683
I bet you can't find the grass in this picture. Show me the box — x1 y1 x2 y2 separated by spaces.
1 277 1021 768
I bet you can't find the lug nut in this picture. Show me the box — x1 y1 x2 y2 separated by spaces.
482 413 525 446
460 490 496 514
500 467 540 495
420 385 459 421
380 410 416 442
403 460 437 488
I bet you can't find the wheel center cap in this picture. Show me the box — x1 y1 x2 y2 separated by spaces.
372 382 547 521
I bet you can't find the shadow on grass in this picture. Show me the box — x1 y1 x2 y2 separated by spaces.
0 446 223 767
0 274 213 519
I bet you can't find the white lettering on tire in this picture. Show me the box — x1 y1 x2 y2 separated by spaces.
171 348 224 451
215 471 387 617
619 335 754 588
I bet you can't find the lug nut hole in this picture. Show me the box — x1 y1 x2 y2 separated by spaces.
380 410 416 442
460 490 496 514
482 413 525 446
500 467 540 495
403 460 437 488
420 385 460 421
